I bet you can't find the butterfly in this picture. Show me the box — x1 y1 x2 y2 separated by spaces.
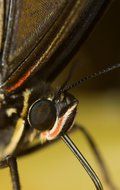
0 1 119 190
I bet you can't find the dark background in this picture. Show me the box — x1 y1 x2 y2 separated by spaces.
54 0 120 91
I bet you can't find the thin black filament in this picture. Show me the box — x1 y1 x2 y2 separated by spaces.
60 63 120 93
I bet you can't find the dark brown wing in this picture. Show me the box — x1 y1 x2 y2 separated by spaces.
0 1 4 51
0 0 110 92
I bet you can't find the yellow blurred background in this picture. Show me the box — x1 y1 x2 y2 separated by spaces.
0 1 120 190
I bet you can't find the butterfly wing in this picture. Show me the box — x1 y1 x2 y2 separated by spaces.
0 0 109 92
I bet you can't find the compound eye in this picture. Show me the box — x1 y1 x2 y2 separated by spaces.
28 99 56 131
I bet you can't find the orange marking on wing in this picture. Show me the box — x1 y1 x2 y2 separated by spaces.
7 70 31 92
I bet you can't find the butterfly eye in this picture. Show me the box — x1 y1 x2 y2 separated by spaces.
28 99 56 131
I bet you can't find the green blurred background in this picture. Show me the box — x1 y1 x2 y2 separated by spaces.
0 1 120 190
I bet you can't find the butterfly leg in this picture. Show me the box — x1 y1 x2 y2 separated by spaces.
0 156 21 190
74 123 117 190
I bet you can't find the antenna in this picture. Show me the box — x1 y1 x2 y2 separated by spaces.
60 63 120 93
